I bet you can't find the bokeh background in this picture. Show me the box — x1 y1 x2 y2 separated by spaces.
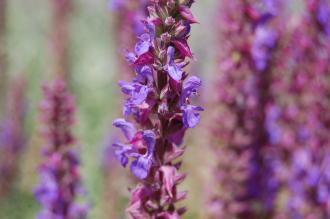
0 0 305 218
0 0 217 218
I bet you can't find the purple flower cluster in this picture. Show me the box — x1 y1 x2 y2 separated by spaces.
208 0 281 218
0 77 26 196
112 0 201 217
270 0 330 217
34 79 87 219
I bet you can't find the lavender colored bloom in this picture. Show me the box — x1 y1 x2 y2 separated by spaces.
182 76 201 99
165 46 184 81
113 1 201 217
113 119 155 179
273 1 330 217
113 118 137 141
208 0 282 218
135 34 152 56
34 79 87 219
181 105 203 128
119 80 152 119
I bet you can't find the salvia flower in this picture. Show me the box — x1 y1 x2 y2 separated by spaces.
113 0 201 217
34 79 87 219
208 0 281 218
271 0 330 217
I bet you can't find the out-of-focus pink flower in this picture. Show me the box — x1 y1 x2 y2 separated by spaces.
208 0 283 218
34 79 88 219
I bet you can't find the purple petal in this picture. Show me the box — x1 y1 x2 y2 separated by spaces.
130 156 152 179
125 51 137 64
34 172 58 207
131 84 149 105
118 81 134 95
183 76 201 91
113 119 137 141
144 21 155 38
142 130 156 156
113 143 130 167
167 46 175 64
165 47 183 81
135 41 150 56
167 64 183 81
182 76 201 101
181 105 204 128
138 65 153 77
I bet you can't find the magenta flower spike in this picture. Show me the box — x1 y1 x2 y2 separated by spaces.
34 79 87 219
110 0 150 80
112 0 202 217
270 0 330 218
208 0 282 218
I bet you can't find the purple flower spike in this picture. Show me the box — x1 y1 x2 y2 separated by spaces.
34 79 87 219
208 0 282 218
271 1 330 218
113 0 201 217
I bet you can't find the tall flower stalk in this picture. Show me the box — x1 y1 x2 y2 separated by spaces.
112 0 202 217
34 79 87 219
272 0 330 218
0 77 27 196
208 0 281 218
111 0 149 80
0 0 7 114
50 0 72 78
